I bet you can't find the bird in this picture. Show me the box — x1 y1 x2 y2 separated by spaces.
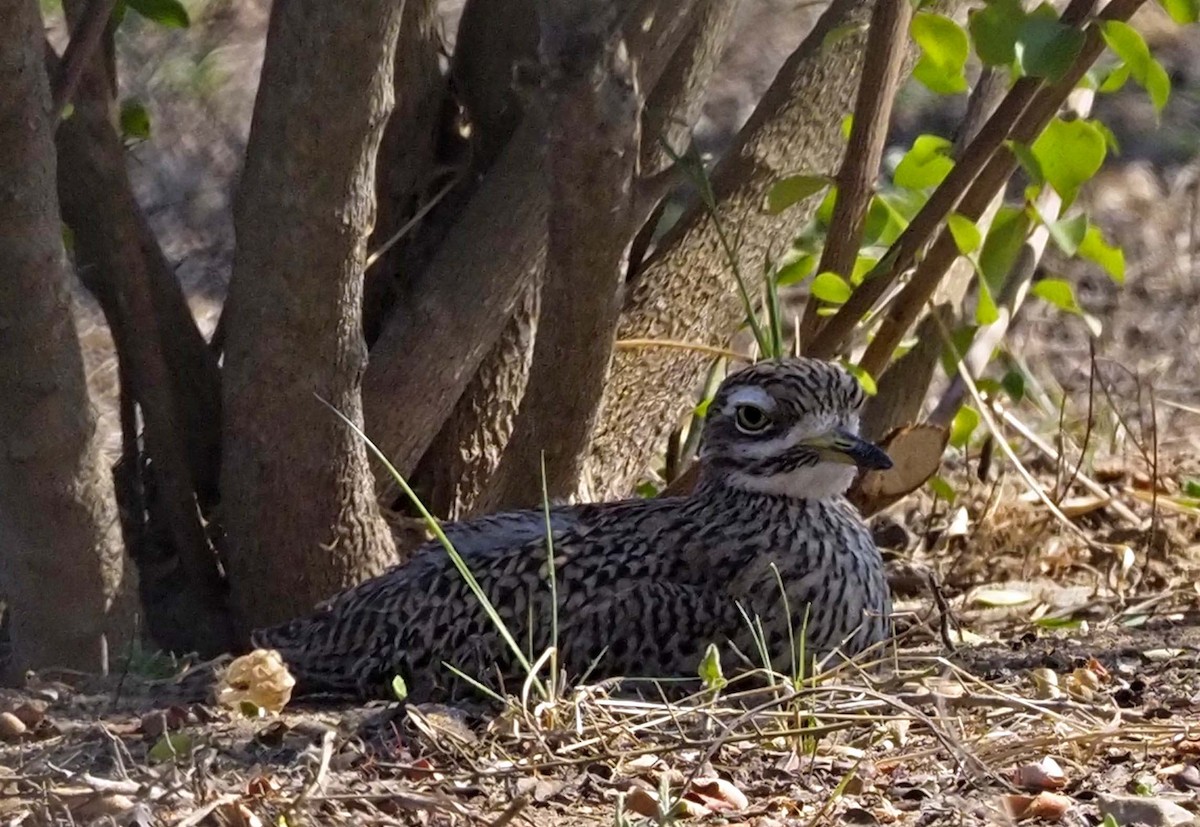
253 357 895 702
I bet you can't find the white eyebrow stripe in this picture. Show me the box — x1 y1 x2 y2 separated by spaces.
722 386 774 413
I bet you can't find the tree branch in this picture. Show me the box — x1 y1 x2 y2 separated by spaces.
804 0 1103 361
798 0 912 349
855 0 1139 376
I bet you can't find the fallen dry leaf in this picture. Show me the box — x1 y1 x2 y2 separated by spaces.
1013 756 1068 791
0 711 27 740
626 786 711 819
216 649 296 714
1001 791 1072 820
689 777 749 812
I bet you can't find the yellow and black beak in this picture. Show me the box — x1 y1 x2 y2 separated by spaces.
808 429 893 471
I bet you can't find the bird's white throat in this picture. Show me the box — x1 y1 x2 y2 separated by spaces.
729 462 857 500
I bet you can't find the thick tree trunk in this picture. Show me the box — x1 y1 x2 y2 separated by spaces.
53 2 230 655
587 0 886 498
362 0 704 489
478 0 642 511
404 0 542 521
221 0 401 635
0 0 129 677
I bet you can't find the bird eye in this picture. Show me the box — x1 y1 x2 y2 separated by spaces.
734 404 770 433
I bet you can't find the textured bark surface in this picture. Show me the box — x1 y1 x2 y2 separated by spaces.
478 0 642 511
0 0 128 676
587 0 882 499
54 0 229 654
405 0 543 520
362 0 704 490
221 0 401 635
363 0 444 347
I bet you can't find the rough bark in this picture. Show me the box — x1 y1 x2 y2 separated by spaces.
362 0 705 491
363 0 444 346
405 0 543 521
221 0 401 635
587 0 887 499
478 0 642 511
0 0 128 676
52 2 229 654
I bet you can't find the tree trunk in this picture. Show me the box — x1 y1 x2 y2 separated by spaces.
362 0 705 491
403 0 542 522
53 2 230 655
587 0 886 499
221 0 402 635
363 0 444 347
0 0 129 677
482 0 725 511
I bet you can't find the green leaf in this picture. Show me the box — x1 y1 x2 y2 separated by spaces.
841 114 854 141
1008 140 1044 186
1098 61 1131 93
694 397 712 419
911 13 970 94
1030 118 1107 206
947 212 982 254
1031 277 1082 313
767 174 832 214
390 674 409 702
816 186 839 227
148 732 193 763
119 99 151 141
862 195 908 247
950 406 980 449
1047 212 1088 256
238 700 264 718
698 643 727 690
1183 479 1200 498
975 280 1000 325
125 0 189 27
1001 368 1026 402
811 272 852 304
1014 6 1085 81
894 134 955 189
777 252 818 286
1158 0 1200 23
850 253 879 286
843 361 878 396
636 480 661 499
979 205 1032 291
1034 616 1084 630
928 475 957 504
1101 20 1171 112
1075 226 1125 284
969 0 1025 66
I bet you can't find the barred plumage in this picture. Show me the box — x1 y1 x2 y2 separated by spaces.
253 357 894 700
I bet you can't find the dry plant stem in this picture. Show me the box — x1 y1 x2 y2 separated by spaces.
997 411 1142 526
806 0 1101 361
941 324 1095 544
51 0 116 119
856 0 1142 375
798 0 912 349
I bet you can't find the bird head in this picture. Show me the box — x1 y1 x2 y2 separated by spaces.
698 357 893 500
